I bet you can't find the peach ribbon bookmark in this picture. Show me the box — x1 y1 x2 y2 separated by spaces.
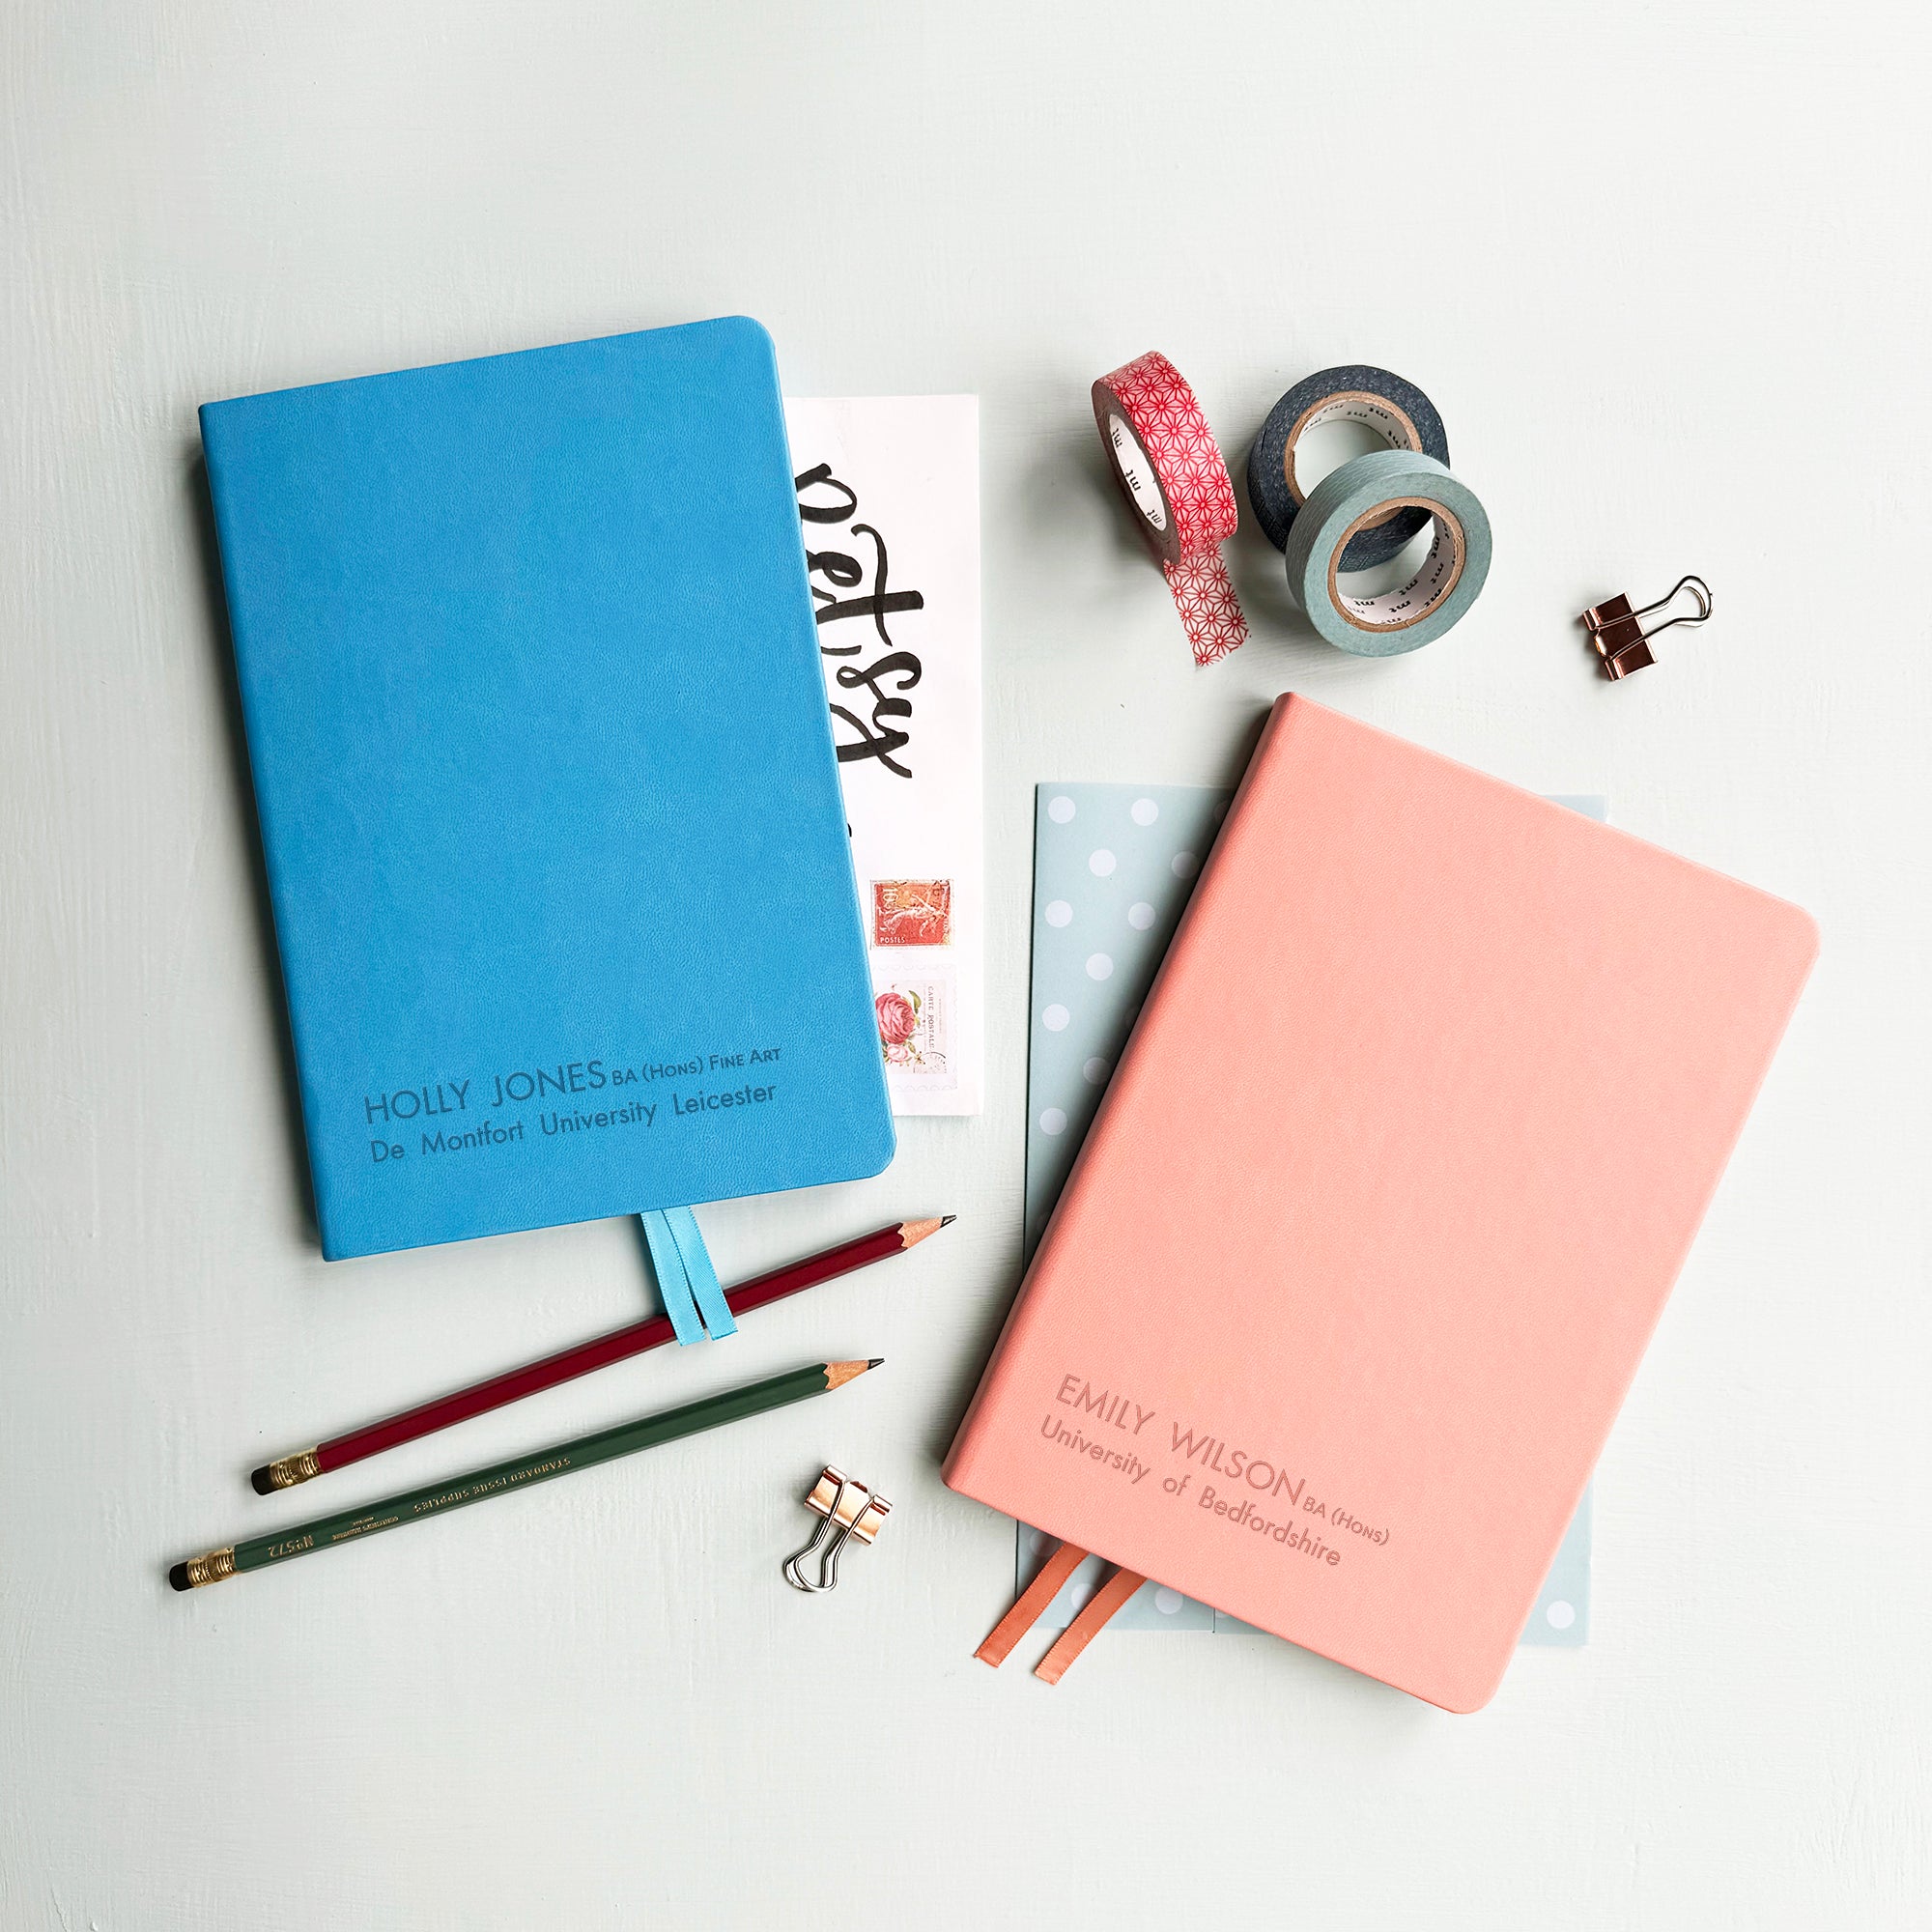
975 1539 1089 1667
1035 1565 1148 1685
974 1538 1145 1682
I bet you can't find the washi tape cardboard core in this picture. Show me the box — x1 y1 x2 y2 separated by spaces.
1328 499 1466 633
1287 394 1420 524
1105 413 1169 532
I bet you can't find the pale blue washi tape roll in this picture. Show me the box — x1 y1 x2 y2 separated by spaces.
1281 448 1491 656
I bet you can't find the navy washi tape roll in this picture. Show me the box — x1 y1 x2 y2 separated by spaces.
1247 366 1450 568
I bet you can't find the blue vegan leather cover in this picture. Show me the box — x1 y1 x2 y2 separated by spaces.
201 317 895 1261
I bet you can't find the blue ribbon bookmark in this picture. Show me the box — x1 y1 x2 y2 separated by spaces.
639 1207 736 1345
661 1205 736 1339
641 1210 703 1344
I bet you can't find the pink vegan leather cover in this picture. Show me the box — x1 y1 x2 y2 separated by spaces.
945 695 1817 1711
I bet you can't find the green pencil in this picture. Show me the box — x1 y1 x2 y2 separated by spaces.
169 1358 880 1591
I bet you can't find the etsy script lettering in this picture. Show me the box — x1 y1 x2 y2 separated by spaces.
796 462 925 777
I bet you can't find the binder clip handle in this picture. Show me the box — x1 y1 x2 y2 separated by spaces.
783 1465 891 1593
1581 574 1712 679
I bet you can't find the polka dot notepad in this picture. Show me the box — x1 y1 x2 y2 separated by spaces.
1015 781 1595 1645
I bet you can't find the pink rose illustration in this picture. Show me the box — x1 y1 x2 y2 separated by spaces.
875 990 919 1049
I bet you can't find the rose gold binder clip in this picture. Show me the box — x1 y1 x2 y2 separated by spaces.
1581 574 1712 679
782 1465 891 1592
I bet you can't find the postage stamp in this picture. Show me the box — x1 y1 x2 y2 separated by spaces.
872 972 956 1089
872 878 952 948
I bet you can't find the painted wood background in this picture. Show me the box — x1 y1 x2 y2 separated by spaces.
3 3 1926 1924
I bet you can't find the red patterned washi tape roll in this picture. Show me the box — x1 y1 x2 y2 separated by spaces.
1092 353 1248 667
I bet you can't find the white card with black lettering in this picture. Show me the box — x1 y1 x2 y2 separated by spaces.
785 397 983 1116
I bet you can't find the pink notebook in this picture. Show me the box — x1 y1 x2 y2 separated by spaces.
946 696 1816 1710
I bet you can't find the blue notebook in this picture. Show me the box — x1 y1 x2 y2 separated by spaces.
201 317 895 1261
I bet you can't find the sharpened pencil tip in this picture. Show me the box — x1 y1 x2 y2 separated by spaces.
868 1357 884 1369
941 1214 955 1226
825 1357 882 1390
168 1563 192 1592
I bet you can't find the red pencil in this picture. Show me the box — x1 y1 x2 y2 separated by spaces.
250 1217 952 1492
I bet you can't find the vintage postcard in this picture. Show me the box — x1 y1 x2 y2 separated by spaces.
785 397 983 1115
